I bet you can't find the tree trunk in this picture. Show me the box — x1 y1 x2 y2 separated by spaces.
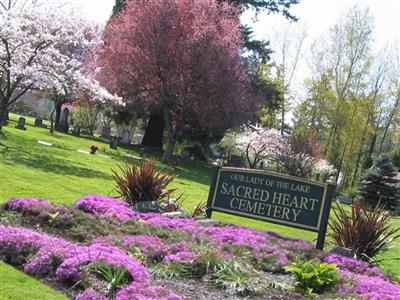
1 107 8 127
378 94 399 155
161 109 175 164
141 113 164 150
0 104 4 135
49 105 57 134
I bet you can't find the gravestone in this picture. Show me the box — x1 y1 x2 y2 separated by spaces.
134 201 159 213
336 195 352 205
100 126 111 139
72 126 81 136
120 130 130 145
110 135 120 150
34 118 47 128
58 108 69 133
34 118 42 127
15 117 26 130
226 155 245 168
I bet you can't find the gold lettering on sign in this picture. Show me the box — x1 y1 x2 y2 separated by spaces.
220 178 321 224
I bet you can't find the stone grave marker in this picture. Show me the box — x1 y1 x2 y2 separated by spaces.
34 118 43 127
121 130 130 145
15 117 26 130
336 195 352 205
110 135 120 150
73 126 81 136
134 201 159 213
100 126 111 139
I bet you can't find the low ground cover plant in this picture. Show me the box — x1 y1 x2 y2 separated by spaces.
1 195 400 299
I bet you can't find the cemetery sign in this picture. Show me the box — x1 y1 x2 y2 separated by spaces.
206 167 336 249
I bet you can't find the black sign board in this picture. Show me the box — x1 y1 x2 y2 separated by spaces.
206 167 336 249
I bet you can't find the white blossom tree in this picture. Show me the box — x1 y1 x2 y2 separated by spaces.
0 2 117 133
235 125 288 168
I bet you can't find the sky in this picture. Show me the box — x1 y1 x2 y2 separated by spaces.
76 0 399 120
77 0 399 46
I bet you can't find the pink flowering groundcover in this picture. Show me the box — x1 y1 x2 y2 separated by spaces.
1 195 399 299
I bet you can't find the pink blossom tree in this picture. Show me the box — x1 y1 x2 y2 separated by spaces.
97 0 260 163
0 2 117 134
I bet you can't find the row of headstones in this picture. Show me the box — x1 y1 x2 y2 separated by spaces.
13 116 138 152
15 117 47 130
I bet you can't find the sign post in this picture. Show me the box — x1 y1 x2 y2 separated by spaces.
206 167 336 250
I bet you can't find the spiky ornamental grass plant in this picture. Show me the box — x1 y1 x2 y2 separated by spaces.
88 262 132 296
329 201 400 262
112 158 176 206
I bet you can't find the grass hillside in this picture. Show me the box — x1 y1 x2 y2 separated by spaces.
0 113 399 299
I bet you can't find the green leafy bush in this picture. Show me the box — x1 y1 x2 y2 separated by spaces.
112 158 176 206
329 201 400 261
284 260 339 295
211 260 269 296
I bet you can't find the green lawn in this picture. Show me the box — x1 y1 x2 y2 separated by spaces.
0 113 399 299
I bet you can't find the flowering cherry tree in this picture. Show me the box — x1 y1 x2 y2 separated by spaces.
235 125 288 168
233 125 336 179
0 2 117 133
98 0 260 163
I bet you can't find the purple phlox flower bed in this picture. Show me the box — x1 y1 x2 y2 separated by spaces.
5 198 71 221
75 289 107 300
75 195 142 222
324 254 400 298
56 242 150 283
324 254 386 278
0 225 73 269
6 198 55 212
0 225 180 299
163 251 199 265
339 273 400 299
121 235 165 255
3 195 400 299
73 195 314 255
115 282 182 300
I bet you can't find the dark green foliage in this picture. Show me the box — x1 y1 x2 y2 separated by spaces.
284 260 339 296
390 148 400 170
112 158 176 206
329 201 400 262
241 25 272 63
223 0 300 19
359 155 400 210
112 0 125 16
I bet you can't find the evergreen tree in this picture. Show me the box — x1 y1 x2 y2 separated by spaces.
112 0 125 16
359 155 400 211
